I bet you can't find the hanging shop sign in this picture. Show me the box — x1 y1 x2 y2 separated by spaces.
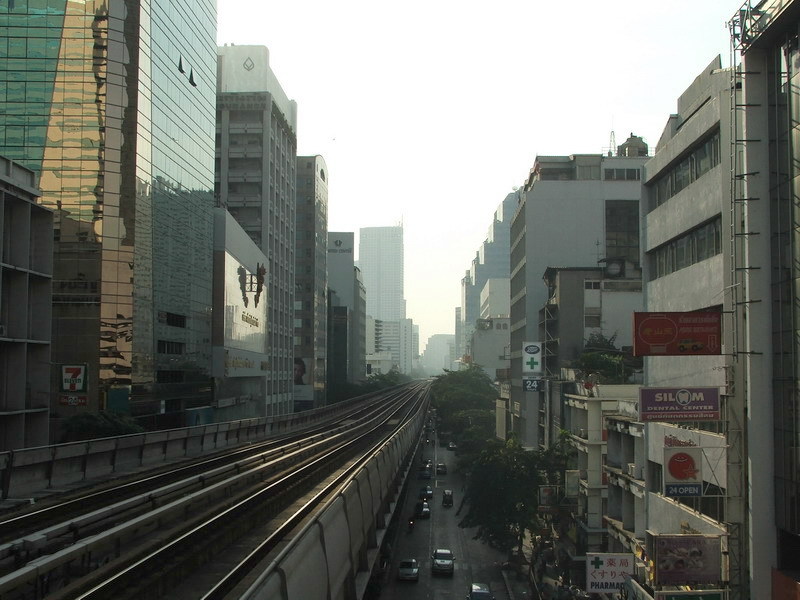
586 553 635 594
663 447 703 497
639 387 721 421
653 534 722 586
61 364 88 393
633 312 721 356
522 377 544 392
521 342 542 374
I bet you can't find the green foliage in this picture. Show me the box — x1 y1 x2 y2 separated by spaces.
459 437 543 553
59 411 144 443
431 366 496 435
574 332 629 383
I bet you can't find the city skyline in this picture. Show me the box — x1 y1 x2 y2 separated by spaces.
217 0 740 344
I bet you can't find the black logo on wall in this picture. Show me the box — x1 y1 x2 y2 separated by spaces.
238 263 267 308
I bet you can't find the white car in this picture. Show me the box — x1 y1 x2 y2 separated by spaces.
431 548 455 575
397 558 419 581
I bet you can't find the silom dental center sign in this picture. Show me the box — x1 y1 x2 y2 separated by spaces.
639 387 720 422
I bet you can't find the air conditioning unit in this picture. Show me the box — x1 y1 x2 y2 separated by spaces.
627 463 637 478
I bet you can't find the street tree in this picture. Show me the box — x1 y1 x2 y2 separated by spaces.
459 437 544 556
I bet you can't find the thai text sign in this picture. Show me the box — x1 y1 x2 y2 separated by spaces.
640 387 720 421
633 312 721 356
586 553 634 593
654 535 721 585
664 447 703 496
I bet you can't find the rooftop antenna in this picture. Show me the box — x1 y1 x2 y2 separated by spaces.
608 130 616 157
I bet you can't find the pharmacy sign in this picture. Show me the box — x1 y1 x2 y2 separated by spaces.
522 342 542 374
586 553 635 593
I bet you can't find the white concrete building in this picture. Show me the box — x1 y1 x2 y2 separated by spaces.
470 317 510 383
217 45 297 416
510 142 648 449
479 278 510 319
640 55 750 598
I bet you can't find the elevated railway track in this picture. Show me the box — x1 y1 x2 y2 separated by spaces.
0 381 430 599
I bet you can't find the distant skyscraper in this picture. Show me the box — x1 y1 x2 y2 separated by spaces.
216 45 297 416
458 193 517 363
358 226 406 321
0 0 218 424
294 156 328 410
328 232 366 385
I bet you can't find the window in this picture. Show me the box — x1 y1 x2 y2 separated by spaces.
649 131 721 210
156 370 184 383
604 168 641 181
648 217 722 279
584 315 602 327
158 312 186 328
157 340 185 354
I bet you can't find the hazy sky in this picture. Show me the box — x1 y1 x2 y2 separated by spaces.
217 1 739 346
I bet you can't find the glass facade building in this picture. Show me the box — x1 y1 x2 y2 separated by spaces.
0 0 217 425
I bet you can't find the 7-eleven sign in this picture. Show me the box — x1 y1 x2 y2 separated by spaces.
522 342 543 375
61 364 88 392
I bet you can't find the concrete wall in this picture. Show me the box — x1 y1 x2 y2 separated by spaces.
0 395 366 500
240 395 424 600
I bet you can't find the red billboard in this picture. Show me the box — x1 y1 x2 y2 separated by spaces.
633 312 721 356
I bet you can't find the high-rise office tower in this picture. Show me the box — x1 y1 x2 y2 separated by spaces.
458 192 517 364
327 232 366 387
358 225 405 322
0 0 218 425
294 156 327 410
216 45 297 415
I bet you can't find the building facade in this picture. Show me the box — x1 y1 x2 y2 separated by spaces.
211 209 269 422
732 4 800 595
0 0 218 427
510 144 648 449
0 157 52 449
458 192 517 364
641 55 752 598
469 317 510 383
358 225 405 322
216 45 297 416
327 232 366 388
294 156 328 410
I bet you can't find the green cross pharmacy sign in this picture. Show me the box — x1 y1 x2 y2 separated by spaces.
522 342 543 375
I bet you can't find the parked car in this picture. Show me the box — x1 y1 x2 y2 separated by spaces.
419 485 434 500
397 558 419 581
442 489 454 507
415 501 431 519
467 582 494 599
436 463 447 475
431 548 455 575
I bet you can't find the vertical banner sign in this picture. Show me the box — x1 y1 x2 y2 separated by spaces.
522 342 542 375
586 553 635 594
664 447 703 497
61 364 87 392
